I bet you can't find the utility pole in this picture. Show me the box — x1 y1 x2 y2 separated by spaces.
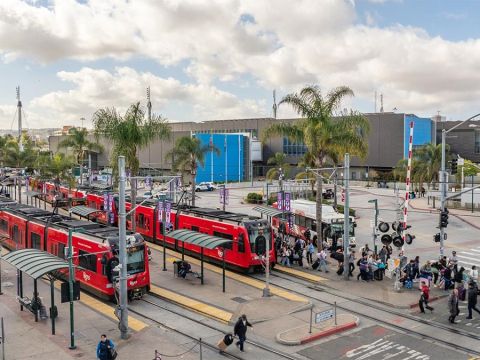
262 223 271 297
368 199 378 254
159 193 167 271
147 87 152 168
67 229 76 349
88 153 92 187
16 87 23 152
343 154 350 280
118 156 129 339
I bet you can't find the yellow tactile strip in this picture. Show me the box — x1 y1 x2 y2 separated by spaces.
275 264 328 282
150 285 232 323
148 243 308 303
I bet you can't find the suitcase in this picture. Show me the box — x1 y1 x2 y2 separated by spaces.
217 334 234 351
405 279 413 289
458 286 466 301
312 259 320 270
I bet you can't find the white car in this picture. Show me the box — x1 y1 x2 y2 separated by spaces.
195 183 211 192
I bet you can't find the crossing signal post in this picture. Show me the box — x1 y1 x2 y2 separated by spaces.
451 158 458 175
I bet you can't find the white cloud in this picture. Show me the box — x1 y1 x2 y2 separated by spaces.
26 67 266 127
0 0 479 124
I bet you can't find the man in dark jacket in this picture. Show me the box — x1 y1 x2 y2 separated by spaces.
96 334 115 360
233 314 252 352
466 282 480 319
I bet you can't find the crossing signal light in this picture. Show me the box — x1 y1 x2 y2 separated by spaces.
378 222 390 233
439 209 449 228
434 233 441 242
392 232 404 248
381 233 392 245
451 158 458 175
405 233 415 245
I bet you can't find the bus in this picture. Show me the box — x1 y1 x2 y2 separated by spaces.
272 199 356 247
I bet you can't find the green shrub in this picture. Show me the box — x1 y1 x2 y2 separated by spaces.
246 192 263 204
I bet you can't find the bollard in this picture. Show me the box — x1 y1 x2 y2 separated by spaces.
334 302 337 326
309 306 313 334
199 337 203 360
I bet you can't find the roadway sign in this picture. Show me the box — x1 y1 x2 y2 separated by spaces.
315 309 334 323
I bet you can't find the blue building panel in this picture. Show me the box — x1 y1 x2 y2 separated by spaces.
404 115 433 158
196 133 245 183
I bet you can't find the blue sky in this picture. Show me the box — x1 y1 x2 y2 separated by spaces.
1 0 479 129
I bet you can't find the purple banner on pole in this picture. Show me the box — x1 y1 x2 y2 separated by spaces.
165 201 171 224
108 193 114 212
109 212 115 224
285 192 291 211
103 193 108 211
225 189 229 205
288 214 294 228
158 201 164 221
277 192 283 210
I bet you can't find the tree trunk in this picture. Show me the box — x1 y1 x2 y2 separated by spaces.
131 177 137 232
316 175 323 248
191 169 196 207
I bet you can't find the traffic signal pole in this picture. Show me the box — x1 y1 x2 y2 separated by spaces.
439 129 446 257
118 156 129 339
343 154 350 280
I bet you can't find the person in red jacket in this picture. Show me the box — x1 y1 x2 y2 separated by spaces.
419 281 434 313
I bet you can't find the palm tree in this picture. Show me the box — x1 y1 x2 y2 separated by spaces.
93 102 171 230
38 153 75 185
4 136 38 169
266 152 290 182
262 85 370 244
166 136 219 206
0 134 14 167
415 143 447 188
58 127 103 185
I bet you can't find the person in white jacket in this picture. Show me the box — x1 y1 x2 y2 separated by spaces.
469 265 478 283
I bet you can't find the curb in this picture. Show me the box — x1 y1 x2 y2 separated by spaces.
410 200 480 230
408 294 449 309
276 316 360 345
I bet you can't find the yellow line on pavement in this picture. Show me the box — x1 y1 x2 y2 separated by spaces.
52 281 148 332
149 243 308 303
150 284 232 323
275 265 327 282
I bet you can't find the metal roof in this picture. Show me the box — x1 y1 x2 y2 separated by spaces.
2 249 69 279
252 205 284 217
168 229 233 249
69 205 103 218
25 191 41 197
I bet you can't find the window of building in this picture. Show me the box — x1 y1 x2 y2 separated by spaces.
31 232 41 249
213 231 233 250
79 250 97 272
351 171 357 180
283 137 307 156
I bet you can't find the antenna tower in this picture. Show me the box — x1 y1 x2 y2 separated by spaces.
147 87 152 121
272 90 277 119
380 94 384 113
16 86 23 151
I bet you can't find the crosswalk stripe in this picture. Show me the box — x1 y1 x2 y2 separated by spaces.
469 249 480 253
458 254 480 262
458 260 480 267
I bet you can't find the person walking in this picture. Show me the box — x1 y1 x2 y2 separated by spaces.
317 248 329 273
468 265 478 284
348 251 356 277
234 314 252 352
419 281 434 313
466 282 480 319
96 334 115 360
448 289 459 324
306 240 314 266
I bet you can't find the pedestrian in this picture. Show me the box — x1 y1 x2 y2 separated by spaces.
413 256 420 279
449 251 459 274
379 246 387 264
306 239 314 266
348 251 355 277
466 282 480 319
317 248 329 273
419 281 434 313
96 334 116 360
448 288 459 324
468 265 478 284
234 314 252 352
280 245 290 267
421 186 425 197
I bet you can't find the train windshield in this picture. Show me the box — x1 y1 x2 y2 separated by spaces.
127 245 145 274
330 222 355 237
246 222 271 256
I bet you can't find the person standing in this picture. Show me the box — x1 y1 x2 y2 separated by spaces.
448 289 459 324
306 240 314 266
449 251 459 274
96 334 115 360
234 314 252 352
469 265 478 284
419 281 434 313
466 282 480 320
348 251 355 277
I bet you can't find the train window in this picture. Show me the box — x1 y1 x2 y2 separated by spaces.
58 243 66 259
79 250 97 273
299 216 306 227
294 216 300 226
305 218 312 230
213 231 233 250
191 226 199 232
0 219 7 233
237 234 245 253
12 225 20 244
31 232 41 249
137 214 144 228
311 220 317 232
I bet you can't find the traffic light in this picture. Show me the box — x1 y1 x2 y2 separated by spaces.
439 209 449 228
392 232 404 248
378 222 390 233
381 233 392 245
451 158 458 175
404 233 415 245
434 233 441 242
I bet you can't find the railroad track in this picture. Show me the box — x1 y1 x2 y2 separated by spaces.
129 290 300 360
257 270 480 357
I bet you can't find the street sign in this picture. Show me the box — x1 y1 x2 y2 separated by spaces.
458 157 465 166
315 309 334 323
285 192 291 211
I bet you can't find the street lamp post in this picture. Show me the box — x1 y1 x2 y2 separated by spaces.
440 114 480 257
368 199 378 254
118 156 129 340
159 193 167 271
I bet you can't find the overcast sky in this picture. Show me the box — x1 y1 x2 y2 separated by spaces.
1 0 479 129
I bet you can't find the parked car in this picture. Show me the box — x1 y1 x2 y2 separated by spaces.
195 183 212 192
323 188 334 199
